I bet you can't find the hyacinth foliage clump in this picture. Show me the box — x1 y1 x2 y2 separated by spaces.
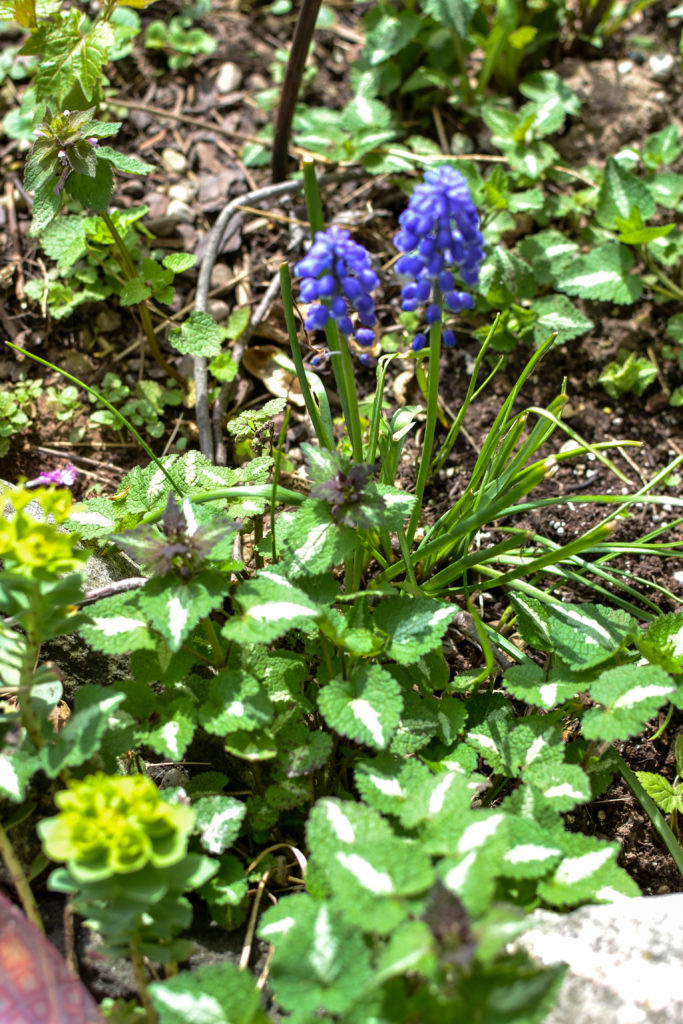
289 164 487 545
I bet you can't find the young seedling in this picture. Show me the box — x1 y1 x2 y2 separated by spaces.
636 735 683 841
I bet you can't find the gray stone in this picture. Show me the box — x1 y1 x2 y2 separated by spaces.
161 148 188 175
515 893 683 1024
169 180 199 204
215 61 242 93
166 198 196 225
648 54 676 83
208 299 230 322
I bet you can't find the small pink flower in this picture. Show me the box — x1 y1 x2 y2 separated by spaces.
27 463 78 489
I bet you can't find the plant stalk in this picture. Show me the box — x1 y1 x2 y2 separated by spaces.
101 212 186 389
407 317 442 545
0 821 45 933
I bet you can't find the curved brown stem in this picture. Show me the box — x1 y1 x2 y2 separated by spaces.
271 0 323 183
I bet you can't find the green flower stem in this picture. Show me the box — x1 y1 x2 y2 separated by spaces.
129 939 159 1024
301 159 325 235
18 610 44 754
280 263 334 451
299 160 364 460
271 407 292 562
5 342 182 495
100 212 186 391
0 820 44 934
325 320 363 462
406 317 442 546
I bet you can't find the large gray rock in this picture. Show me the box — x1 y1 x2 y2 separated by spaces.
516 893 682 1024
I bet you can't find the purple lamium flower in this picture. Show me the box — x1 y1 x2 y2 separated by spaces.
294 226 379 347
394 165 484 352
27 463 78 489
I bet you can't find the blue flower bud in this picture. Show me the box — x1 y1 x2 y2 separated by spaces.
394 165 483 350
294 226 378 345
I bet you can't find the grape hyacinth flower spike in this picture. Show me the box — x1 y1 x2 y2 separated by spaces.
294 225 379 357
394 165 485 351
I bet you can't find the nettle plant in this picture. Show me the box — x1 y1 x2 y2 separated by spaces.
4 162 683 1021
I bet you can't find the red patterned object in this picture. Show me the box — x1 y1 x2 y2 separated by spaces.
0 891 104 1024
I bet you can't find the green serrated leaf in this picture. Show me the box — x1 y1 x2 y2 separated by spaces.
67 158 114 212
525 757 591 811
0 746 43 802
120 277 152 305
637 612 683 672
222 570 320 645
193 795 246 854
516 230 579 287
531 294 594 347
538 833 640 906
596 157 655 229
634 771 675 813
149 960 269 1024
162 252 197 273
40 216 88 271
279 499 360 577
199 670 273 735
354 755 431 823
29 178 61 236
319 664 402 750
78 592 156 653
374 596 456 665
41 685 126 778
556 243 642 304
504 662 579 709
542 602 637 670
259 894 374 1017
142 699 196 760
582 664 674 741
306 799 434 931
421 0 478 36
27 17 114 102
138 571 226 651
97 145 155 175
169 311 223 357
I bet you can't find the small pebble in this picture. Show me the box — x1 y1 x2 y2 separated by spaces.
166 198 195 225
246 73 268 92
210 263 232 289
95 310 122 333
648 53 676 83
617 59 634 75
168 181 198 204
208 299 230 322
161 148 188 175
215 61 243 93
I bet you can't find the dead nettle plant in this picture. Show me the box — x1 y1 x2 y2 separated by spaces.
4 149 683 1023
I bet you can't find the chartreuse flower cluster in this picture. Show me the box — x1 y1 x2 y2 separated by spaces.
39 773 195 882
394 164 485 351
0 483 88 576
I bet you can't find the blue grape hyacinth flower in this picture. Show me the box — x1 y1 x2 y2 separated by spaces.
394 165 485 351
294 226 379 351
